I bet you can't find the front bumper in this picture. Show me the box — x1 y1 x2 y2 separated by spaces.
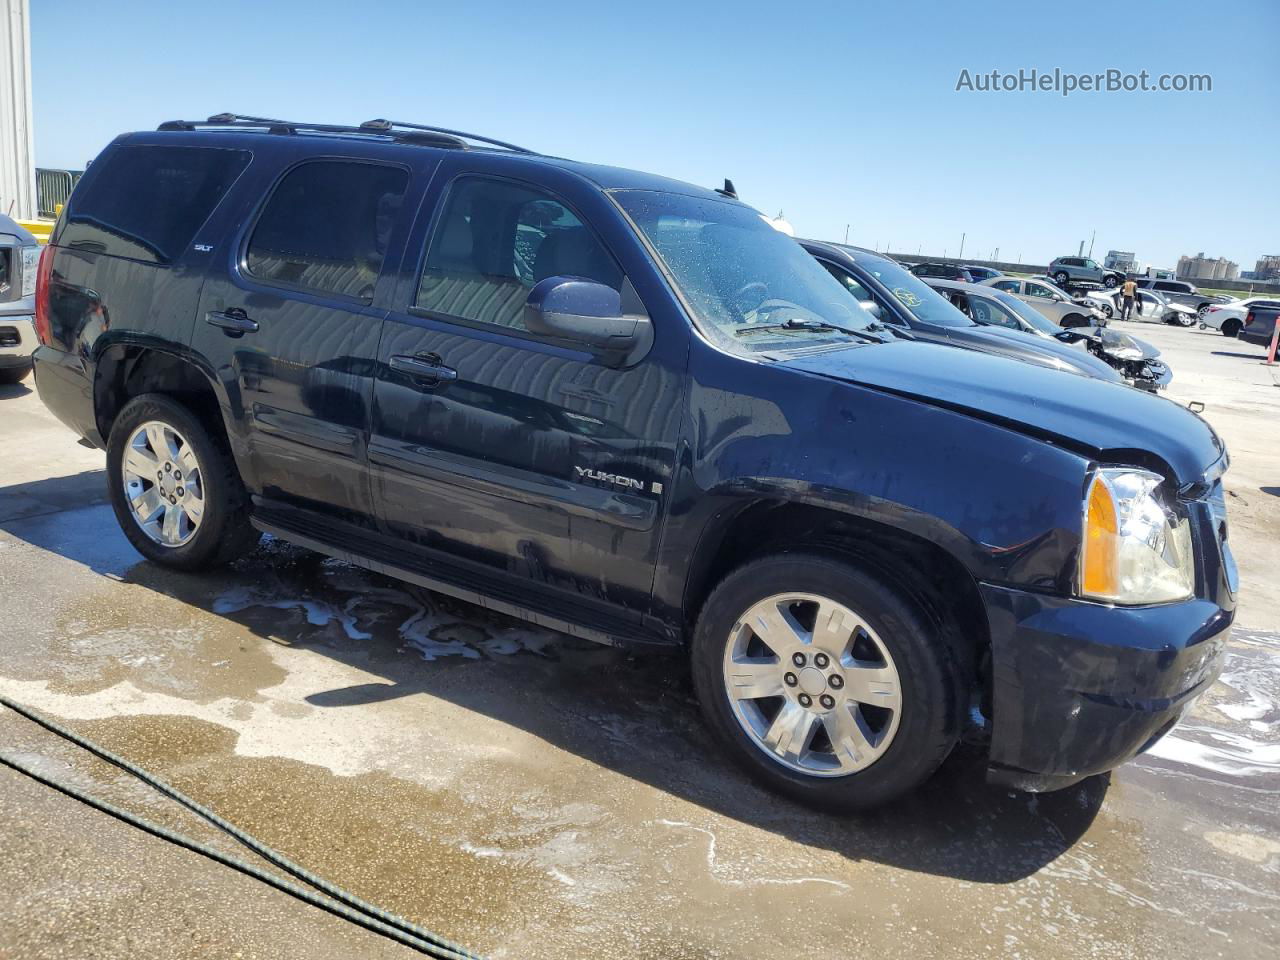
0 315 37 368
980 583 1231 791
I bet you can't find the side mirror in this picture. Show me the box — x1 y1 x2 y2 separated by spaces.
858 299 884 320
523 276 653 365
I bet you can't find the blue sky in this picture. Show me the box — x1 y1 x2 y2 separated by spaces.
30 0 1278 271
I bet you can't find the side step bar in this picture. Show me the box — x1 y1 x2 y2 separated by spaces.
250 517 679 653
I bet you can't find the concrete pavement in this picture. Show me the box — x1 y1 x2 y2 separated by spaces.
1 326 1277 959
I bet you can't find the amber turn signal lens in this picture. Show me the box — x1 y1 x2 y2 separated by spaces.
1082 473 1119 597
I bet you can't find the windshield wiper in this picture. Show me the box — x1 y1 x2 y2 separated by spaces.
735 318 886 344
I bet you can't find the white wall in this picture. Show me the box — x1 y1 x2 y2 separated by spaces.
0 0 34 220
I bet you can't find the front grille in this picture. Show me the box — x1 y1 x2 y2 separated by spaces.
0 326 19 348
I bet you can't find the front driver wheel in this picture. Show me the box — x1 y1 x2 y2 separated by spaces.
107 393 260 570
691 554 961 811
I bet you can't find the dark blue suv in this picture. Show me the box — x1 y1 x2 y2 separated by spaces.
32 116 1236 809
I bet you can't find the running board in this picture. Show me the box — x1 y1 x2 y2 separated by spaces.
250 516 679 652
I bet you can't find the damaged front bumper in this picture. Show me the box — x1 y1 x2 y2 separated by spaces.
979 583 1231 792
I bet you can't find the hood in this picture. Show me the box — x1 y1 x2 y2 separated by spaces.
784 341 1223 483
1094 327 1160 361
943 325 1123 383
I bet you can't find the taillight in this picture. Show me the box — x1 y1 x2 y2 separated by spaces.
34 244 54 346
1207 306 1220 313
1244 312 1254 328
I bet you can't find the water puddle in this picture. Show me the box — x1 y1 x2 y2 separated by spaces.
1141 630 1280 786
213 555 560 662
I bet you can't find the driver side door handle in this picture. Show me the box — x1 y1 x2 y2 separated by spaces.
389 354 458 385
206 309 259 336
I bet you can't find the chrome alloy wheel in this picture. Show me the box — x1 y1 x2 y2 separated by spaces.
722 592 902 777
121 420 205 547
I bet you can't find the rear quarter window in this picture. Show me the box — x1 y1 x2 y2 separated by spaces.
60 144 250 264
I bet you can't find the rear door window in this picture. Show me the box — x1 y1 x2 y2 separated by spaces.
991 279 1021 293
60 144 250 263
245 160 409 300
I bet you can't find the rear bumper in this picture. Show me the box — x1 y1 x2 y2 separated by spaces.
0 315 36 368
980 583 1231 792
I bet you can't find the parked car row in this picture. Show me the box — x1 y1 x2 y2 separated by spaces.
30 116 1235 811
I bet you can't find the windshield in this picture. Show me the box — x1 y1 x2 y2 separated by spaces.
837 247 973 328
993 291 1063 335
611 190 882 353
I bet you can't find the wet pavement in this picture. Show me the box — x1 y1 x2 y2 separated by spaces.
1 349 1278 959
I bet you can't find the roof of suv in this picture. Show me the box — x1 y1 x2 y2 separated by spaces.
123 121 728 201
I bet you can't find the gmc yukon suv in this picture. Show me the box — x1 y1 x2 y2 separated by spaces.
33 117 1236 810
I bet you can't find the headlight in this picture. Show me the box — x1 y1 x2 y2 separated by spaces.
1080 468 1194 604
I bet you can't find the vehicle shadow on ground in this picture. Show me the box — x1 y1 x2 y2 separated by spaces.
2 477 1109 886
1211 351 1266 360
0 381 33 400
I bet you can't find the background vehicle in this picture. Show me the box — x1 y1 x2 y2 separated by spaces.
803 242 1125 384
925 278 1170 391
981 276 1106 327
0 216 40 385
1131 289 1199 326
1238 305 1280 349
1201 295 1280 338
34 117 1234 811
909 261 976 282
1048 255 1122 288
961 264 1003 281
1134 278 1233 318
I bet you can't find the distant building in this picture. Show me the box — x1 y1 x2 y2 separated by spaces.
1255 255 1280 281
1177 252 1239 282
1104 250 1137 273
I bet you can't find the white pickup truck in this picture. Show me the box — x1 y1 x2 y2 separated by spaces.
0 216 40 385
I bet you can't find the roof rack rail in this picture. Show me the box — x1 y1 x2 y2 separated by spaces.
157 115 465 149
359 119 534 154
155 114 533 153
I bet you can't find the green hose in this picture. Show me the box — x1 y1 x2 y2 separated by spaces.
0 695 485 960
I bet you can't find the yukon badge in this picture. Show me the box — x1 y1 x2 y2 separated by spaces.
574 466 661 495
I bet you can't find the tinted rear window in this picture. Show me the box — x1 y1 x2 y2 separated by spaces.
245 160 409 300
61 144 250 264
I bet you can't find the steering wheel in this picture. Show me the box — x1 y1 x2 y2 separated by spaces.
732 281 769 317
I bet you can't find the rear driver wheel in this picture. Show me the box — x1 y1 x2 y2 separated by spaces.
107 394 259 569
1222 319 1242 338
691 554 961 811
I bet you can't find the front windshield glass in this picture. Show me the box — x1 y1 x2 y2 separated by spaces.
993 291 1063 335
610 190 882 353
837 247 972 328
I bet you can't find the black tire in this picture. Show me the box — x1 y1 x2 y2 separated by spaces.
691 553 961 812
1103 275 1119 288
106 393 259 570
1222 319 1242 338
0 363 32 385
1062 313 1088 328
1054 271 1070 287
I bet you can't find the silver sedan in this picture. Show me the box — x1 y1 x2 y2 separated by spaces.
979 276 1105 327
